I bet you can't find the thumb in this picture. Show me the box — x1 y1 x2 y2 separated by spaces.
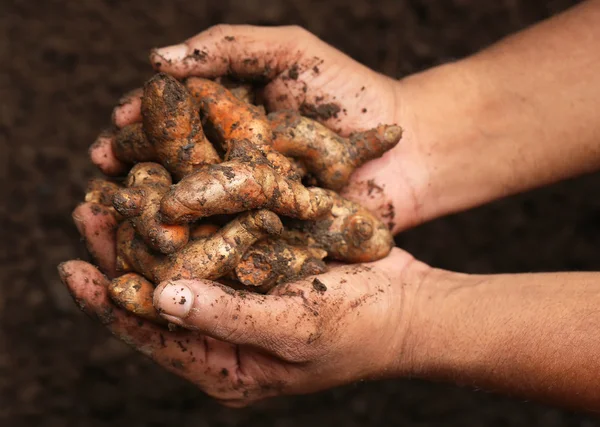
153 279 314 359
150 24 310 80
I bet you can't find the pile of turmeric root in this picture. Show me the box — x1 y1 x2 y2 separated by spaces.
83 73 402 324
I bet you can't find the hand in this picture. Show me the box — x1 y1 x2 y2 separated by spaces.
61 202 427 407
64 201 600 411
90 25 433 233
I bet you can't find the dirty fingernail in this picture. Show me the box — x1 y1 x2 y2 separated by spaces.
72 207 85 236
152 44 189 64
57 262 69 282
155 283 194 319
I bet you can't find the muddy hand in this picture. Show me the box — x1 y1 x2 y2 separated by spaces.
65 199 421 405
90 25 431 233
59 246 422 407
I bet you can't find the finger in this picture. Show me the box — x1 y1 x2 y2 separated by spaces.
72 202 118 278
150 25 390 135
58 260 222 385
322 248 416 281
112 88 143 129
153 279 311 357
89 130 128 177
361 247 416 274
150 25 307 80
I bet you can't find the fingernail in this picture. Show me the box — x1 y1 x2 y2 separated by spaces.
57 262 69 283
152 44 189 64
155 282 193 319
72 207 85 236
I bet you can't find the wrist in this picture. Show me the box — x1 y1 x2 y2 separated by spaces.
386 257 473 379
391 59 490 230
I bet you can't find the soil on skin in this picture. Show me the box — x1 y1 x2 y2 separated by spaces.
3 0 599 426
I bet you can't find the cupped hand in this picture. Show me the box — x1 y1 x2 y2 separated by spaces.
61 202 425 406
91 25 431 233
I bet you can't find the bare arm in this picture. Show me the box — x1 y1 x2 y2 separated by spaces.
404 268 600 412
393 0 600 226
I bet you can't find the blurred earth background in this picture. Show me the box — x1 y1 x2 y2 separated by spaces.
3 0 600 425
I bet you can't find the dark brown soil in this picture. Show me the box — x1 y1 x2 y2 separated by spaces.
3 0 600 426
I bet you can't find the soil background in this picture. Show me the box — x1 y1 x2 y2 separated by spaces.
3 0 600 425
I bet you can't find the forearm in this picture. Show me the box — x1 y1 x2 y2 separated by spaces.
406 268 600 411
397 0 600 226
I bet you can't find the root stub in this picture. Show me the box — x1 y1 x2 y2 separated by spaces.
108 273 165 324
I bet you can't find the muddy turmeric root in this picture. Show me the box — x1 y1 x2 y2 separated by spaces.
117 210 283 283
185 77 298 179
160 140 333 223
285 190 393 263
115 221 157 274
190 223 220 240
185 224 325 290
111 122 156 165
234 238 328 291
214 76 255 104
108 273 165 324
113 163 189 254
85 178 123 221
269 110 402 190
142 73 220 180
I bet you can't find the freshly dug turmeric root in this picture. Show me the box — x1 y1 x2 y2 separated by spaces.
234 238 328 291
115 221 158 275
108 273 165 324
112 122 156 165
142 73 220 180
186 223 326 290
285 190 393 263
113 163 189 254
117 210 283 283
185 77 298 179
269 110 402 191
85 178 123 221
160 140 333 223
190 223 220 240
214 76 255 104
